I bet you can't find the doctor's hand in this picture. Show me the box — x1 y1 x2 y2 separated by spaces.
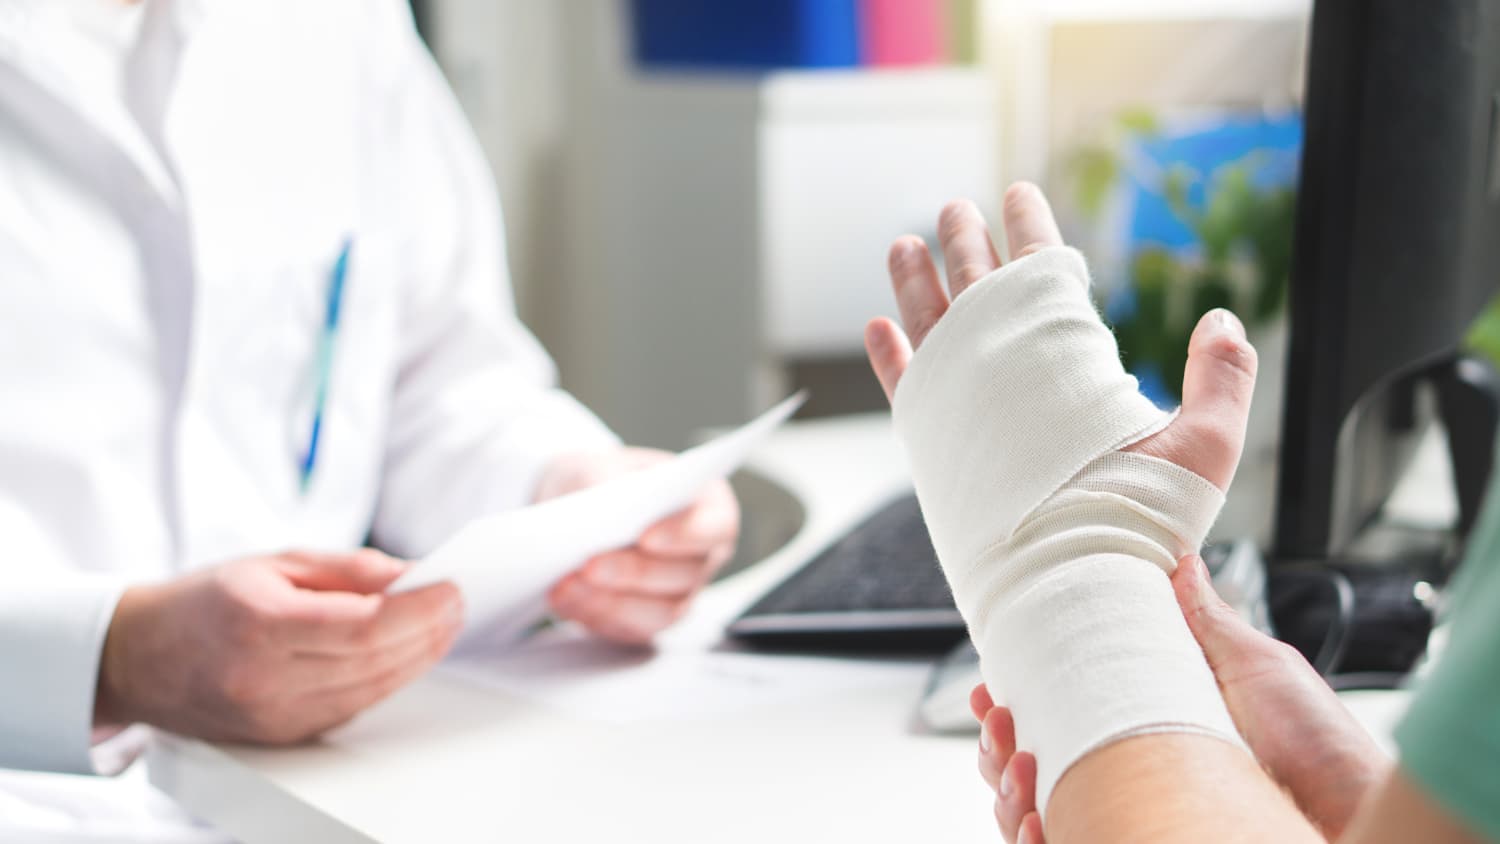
971 556 1389 843
94 550 462 744
536 448 740 644
864 182 1259 493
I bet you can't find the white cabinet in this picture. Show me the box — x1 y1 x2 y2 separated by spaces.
566 69 997 447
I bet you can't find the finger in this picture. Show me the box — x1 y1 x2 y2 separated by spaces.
1175 308 1259 489
978 706 1016 796
1172 554 1268 675
937 199 1003 298
639 480 739 556
282 581 463 655
580 549 713 598
968 683 995 722
995 751 1039 843
978 706 1015 792
291 608 463 694
275 548 406 594
294 625 457 740
549 576 685 644
1000 182 1064 261
1017 811 1045 844
984 705 1017 759
864 317 913 403
888 235 949 348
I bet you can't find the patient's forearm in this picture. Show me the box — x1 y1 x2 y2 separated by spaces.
1047 734 1321 844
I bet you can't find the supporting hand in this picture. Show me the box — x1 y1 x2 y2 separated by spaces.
972 556 1391 842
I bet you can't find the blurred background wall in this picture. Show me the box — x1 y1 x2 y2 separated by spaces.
414 1 1311 532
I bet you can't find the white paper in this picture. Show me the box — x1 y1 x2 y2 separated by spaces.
391 393 805 644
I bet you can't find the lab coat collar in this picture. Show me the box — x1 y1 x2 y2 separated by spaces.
0 0 210 57
0 0 210 208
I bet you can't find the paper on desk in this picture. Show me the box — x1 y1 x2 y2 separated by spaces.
441 625 929 724
392 393 805 645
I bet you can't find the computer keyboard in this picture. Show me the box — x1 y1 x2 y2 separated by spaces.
728 493 965 651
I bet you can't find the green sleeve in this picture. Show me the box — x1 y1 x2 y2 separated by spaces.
1393 473 1500 840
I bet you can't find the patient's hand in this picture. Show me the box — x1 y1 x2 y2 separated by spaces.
972 555 1390 843
863 182 1259 493
536 447 740 644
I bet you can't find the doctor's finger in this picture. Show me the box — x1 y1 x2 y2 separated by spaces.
284 581 463 655
639 480 739 555
295 638 454 740
937 199 1002 299
889 235 948 349
581 549 716 597
291 609 461 695
550 578 685 644
999 182 1063 261
275 548 406 594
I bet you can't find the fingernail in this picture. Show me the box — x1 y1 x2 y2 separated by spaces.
1017 824 1033 844
979 724 992 754
1212 308 1246 339
999 764 1013 798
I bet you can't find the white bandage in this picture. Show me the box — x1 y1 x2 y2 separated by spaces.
893 247 1244 810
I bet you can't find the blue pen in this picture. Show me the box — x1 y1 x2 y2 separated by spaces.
300 237 352 493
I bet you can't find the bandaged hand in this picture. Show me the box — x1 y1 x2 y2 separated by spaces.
864 184 1259 811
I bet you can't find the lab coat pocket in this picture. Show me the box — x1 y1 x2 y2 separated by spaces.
283 239 401 494
195 238 398 506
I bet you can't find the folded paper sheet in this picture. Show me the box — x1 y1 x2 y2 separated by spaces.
392 394 805 645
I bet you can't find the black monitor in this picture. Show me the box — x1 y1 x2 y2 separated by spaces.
1274 0 1500 566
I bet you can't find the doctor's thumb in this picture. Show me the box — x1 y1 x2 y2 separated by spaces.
276 548 409 593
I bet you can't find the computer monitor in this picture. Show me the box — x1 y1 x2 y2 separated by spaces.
1273 0 1500 566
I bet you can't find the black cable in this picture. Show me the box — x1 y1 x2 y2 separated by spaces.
1269 566 1357 676
1327 671 1410 692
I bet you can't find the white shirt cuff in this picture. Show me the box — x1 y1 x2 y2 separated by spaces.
0 578 127 774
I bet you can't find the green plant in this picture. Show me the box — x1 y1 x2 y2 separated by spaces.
1467 295 1500 368
1065 110 1297 402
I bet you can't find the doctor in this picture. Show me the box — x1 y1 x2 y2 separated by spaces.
0 0 738 839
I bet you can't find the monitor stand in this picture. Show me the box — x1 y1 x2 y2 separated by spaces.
1435 354 1500 540
1270 354 1499 687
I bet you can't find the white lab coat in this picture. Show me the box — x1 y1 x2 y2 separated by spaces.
0 0 616 837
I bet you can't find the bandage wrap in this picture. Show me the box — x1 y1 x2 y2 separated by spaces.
893 247 1244 810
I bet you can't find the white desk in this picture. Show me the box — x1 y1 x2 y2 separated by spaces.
148 414 1001 843
147 413 1412 843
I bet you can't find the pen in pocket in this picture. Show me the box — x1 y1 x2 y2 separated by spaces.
300 237 352 493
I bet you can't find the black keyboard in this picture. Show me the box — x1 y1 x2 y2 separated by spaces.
727 493 966 651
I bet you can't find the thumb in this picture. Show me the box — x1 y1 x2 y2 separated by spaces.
1175 308 1258 489
275 549 407 594
1172 554 1267 675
